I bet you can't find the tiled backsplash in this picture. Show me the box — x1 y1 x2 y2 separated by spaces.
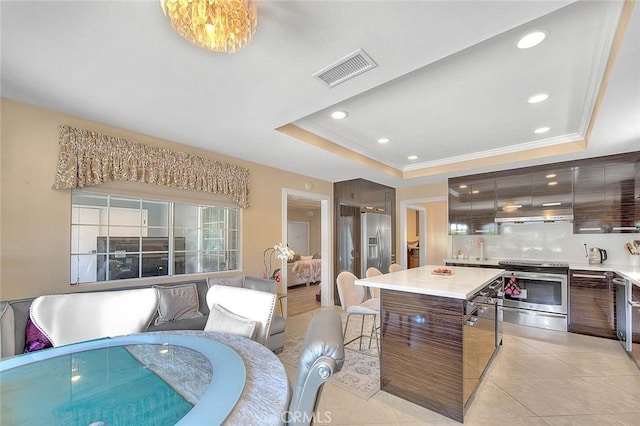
450 222 639 266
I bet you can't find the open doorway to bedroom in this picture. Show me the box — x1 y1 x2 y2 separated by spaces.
282 189 331 318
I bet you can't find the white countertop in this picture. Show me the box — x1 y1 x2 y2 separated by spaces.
355 265 505 300
443 258 640 287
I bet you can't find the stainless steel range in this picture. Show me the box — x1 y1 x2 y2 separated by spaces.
497 260 569 331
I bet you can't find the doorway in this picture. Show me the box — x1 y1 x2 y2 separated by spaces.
399 197 447 267
282 189 331 318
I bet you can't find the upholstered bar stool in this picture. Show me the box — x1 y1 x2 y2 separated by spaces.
336 271 379 353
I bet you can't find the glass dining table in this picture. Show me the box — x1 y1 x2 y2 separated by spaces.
0 330 290 425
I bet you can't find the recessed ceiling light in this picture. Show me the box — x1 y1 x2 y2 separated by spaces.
377 138 390 144
534 126 550 134
517 30 548 49
330 110 348 120
528 93 549 104
407 155 418 160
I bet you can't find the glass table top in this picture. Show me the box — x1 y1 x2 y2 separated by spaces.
0 334 246 426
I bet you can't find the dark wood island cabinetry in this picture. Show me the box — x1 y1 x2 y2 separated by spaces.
357 266 504 423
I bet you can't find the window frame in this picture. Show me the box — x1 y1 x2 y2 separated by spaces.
71 190 241 285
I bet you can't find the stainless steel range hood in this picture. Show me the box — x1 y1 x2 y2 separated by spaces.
494 208 574 223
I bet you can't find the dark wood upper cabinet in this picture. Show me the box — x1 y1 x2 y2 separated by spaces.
449 177 496 235
531 167 573 210
448 150 639 234
573 153 640 233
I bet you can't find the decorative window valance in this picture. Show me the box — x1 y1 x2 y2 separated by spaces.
53 125 250 207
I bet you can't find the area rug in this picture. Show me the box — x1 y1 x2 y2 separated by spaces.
277 313 380 400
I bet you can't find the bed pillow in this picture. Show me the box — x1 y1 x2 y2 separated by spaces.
206 275 245 289
24 316 52 353
153 283 203 326
301 255 313 261
204 303 256 339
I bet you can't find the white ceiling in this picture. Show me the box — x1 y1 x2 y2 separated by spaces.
2 1 639 188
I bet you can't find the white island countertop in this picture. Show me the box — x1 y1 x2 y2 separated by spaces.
355 265 505 300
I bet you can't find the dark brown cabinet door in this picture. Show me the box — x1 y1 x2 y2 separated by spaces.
448 177 497 235
449 180 472 235
496 174 532 219
470 178 497 235
531 167 573 210
569 270 616 339
574 153 640 233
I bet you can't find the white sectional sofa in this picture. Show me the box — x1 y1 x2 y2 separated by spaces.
0 275 285 358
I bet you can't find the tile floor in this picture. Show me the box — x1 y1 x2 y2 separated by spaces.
280 307 640 425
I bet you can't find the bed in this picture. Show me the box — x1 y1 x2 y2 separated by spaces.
287 257 322 287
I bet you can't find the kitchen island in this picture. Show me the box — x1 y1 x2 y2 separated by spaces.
356 265 505 423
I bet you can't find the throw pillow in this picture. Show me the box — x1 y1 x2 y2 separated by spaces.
206 275 245 289
153 283 203 326
24 316 52 353
301 255 313 261
204 303 256 340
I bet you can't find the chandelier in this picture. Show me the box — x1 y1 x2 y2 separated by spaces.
161 0 257 53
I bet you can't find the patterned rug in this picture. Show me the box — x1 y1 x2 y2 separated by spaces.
278 314 380 400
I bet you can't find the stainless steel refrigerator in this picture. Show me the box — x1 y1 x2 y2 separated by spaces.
361 212 392 277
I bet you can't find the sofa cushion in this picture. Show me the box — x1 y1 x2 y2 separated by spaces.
205 303 257 339
207 275 245 289
153 283 203 326
0 302 16 357
30 288 158 347
146 315 208 332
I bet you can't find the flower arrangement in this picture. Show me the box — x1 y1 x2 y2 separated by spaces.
263 243 295 280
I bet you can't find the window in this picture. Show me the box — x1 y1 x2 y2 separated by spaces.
71 191 240 284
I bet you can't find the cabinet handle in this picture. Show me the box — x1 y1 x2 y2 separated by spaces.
612 227 639 231
612 278 627 286
579 227 602 231
572 273 608 279
629 301 640 308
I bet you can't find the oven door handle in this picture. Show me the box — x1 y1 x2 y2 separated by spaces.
571 273 609 280
505 271 567 281
501 306 567 318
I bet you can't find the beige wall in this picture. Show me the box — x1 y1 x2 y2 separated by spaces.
0 98 332 300
396 182 449 266
287 208 321 255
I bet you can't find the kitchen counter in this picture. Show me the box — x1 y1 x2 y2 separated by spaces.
443 258 640 287
355 265 505 299
444 258 501 267
355 265 503 423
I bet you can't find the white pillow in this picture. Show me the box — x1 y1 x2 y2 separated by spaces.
154 283 203 326
300 255 313 261
205 303 257 339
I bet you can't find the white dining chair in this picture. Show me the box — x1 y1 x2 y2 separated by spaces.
388 263 404 273
336 271 379 352
365 266 383 298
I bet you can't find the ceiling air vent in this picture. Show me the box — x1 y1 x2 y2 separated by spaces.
313 49 378 88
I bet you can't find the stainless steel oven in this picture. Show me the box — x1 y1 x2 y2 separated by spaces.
498 260 569 331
